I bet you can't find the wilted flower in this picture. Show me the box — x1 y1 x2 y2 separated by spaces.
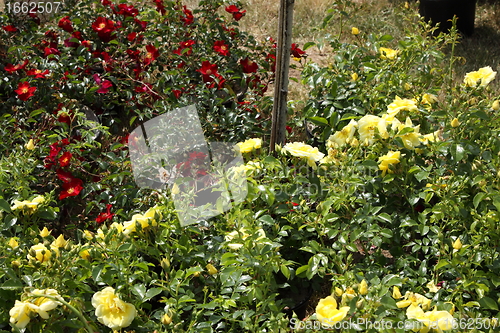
282 142 325 169
92 287 136 330
464 66 497 87
315 296 350 326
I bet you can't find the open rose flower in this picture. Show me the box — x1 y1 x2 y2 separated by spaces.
92 287 136 330
213 40 230 56
464 66 497 87
315 296 350 327
225 5 246 21
282 142 325 169
15 82 36 101
58 16 74 32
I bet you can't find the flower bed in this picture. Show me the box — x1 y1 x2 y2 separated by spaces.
1 0 500 332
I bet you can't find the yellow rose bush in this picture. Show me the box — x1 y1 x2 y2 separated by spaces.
1 0 500 332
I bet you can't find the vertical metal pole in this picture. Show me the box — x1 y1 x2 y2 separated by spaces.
270 0 294 153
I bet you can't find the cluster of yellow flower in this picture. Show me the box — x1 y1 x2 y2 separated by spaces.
10 195 45 213
236 138 262 153
315 279 368 326
9 289 62 329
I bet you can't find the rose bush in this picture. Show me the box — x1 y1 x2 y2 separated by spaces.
1 0 500 332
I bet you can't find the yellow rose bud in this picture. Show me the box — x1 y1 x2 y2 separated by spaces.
83 230 93 240
492 100 500 111
8 238 19 249
351 72 359 81
452 238 462 250
40 227 51 238
80 249 90 260
171 183 180 195
392 286 402 299
52 234 67 248
351 27 359 35
356 299 364 309
161 313 172 325
26 139 35 150
206 263 218 275
358 279 368 295
11 260 21 268
451 118 460 128
160 258 170 271
334 287 343 297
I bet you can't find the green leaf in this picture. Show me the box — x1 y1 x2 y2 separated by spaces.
296 265 309 277
280 265 290 279
303 42 316 50
307 116 329 126
0 278 23 290
478 297 498 310
380 295 398 309
145 287 163 301
473 192 487 209
450 144 466 161
435 260 450 270
131 284 146 300
117 243 133 252
0 199 11 213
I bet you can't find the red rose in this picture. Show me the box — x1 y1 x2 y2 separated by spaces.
290 43 306 58
240 58 258 73
15 81 36 101
2 25 17 32
59 178 83 200
117 4 138 17
197 61 218 83
181 6 194 25
4 60 29 73
144 45 159 66
26 69 50 78
225 5 246 21
213 41 230 56
96 204 114 223
58 16 74 33
59 151 72 167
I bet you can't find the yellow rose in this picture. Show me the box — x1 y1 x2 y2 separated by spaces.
492 100 500 111
387 96 418 119
379 47 399 60
334 287 343 297
315 296 350 326
282 142 325 169
8 237 19 249
236 138 262 153
426 281 441 293
30 288 62 319
92 287 136 330
28 243 52 264
378 151 401 176
351 72 359 81
26 139 35 150
452 238 462 251
40 227 51 238
351 27 359 35
206 263 218 275
406 304 455 331
357 115 383 145
464 66 497 87
327 120 358 148
392 286 402 299
358 279 368 295
451 118 460 128
161 313 172 325
51 234 68 248
80 249 91 260
9 300 33 329
396 117 421 150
